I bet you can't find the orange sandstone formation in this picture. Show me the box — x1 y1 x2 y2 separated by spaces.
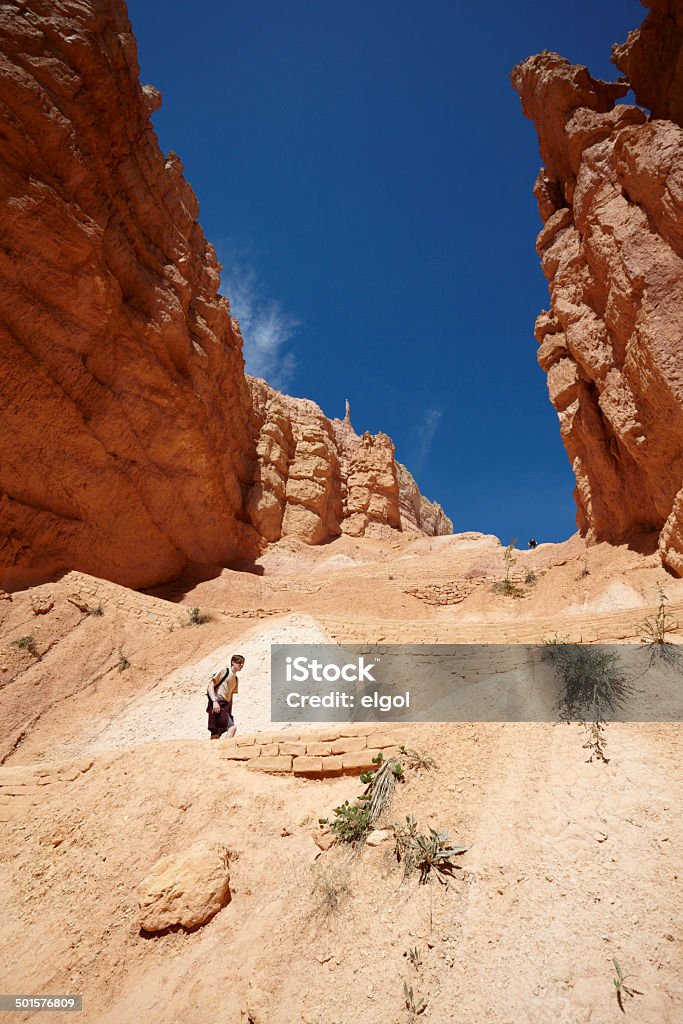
0 0 449 590
247 379 451 544
512 3 683 575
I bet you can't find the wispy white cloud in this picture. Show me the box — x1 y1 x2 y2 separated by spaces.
217 244 299 392
414 407 443 467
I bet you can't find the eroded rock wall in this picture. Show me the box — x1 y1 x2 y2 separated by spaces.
512 7 683 574
0 0 450 589
0 0 257 589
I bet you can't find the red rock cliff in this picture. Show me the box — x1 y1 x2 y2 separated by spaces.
0 0 450 589
512 2 683 574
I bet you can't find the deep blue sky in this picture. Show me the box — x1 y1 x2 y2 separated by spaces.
127 0 643 544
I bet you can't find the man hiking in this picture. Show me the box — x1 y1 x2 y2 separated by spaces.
207 654 244 739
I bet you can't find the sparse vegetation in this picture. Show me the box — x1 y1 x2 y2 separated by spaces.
392 815 467 885
319 800 371 845
524 568 537 586
612 957 642 1012
320 746 437 846
11 635 38 657
305 854 353 918
187 606 211 626
319 751 405 843
117 651 131 672
403 982 427 1018
543 637 633 763
393 814 420 879
412 826 468 885
406 946 423 969
638 585 683 670
492 539 524 597
359 751 405 823
492 577 525 597
397 745 437 773
88 603 104 616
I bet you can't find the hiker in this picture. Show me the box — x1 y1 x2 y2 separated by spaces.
207 654 244 740
528 537 537 549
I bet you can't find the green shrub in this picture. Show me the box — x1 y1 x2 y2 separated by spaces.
319 801 371 844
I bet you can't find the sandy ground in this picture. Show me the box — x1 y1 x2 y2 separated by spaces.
0 531 682 1022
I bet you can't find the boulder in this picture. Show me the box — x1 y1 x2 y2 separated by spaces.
138 841 230 932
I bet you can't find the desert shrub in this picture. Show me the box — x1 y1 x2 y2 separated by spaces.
543 637 633 762
491 578 524 597
188 606 211 626
359 751 406 823
397 745 436 772
392 815 466 885
411 826 468 885
638 585 683 671
319 800 371 844
117 651 131 672
491 539 524 596
306 853 353 918
524 569 537 586
319 747 436 848
11 635 38 657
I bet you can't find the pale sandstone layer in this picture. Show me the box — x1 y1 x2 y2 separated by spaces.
0 0 450 592
512 6 683 574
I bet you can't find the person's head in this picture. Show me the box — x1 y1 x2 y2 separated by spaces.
231 654 245 671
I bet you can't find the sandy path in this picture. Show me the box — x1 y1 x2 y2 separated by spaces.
440 723 683 1022
56 613 330 758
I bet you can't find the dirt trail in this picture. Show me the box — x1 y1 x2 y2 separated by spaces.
1 532 682 1022
445 723 682 1022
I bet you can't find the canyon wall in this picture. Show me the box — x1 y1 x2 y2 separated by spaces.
512 0 683 574
0 0 449 590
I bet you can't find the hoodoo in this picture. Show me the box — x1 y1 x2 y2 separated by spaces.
512 0 683 574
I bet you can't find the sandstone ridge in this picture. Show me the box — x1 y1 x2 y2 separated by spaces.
246 380 451 545
512 2 683 574
0 0 450 592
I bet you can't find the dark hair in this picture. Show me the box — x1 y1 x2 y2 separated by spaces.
231 654 245 665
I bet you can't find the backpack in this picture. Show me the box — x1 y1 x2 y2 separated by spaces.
206 666 230 700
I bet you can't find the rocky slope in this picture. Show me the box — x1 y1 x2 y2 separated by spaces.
0 0 449 593
512 1 683 574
